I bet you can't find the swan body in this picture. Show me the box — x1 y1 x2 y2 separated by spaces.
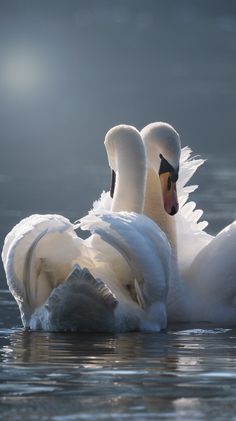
141 122 236 325
2 125 172 332
2 211 171 332
184 221 236 324
79 211 171 330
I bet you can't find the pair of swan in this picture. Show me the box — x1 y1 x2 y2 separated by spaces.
2 125 174 332
3 122 236 330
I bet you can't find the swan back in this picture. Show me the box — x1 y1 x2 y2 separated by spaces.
80 211 172 330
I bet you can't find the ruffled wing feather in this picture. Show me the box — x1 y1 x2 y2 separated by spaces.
2 214 88 326
176 147 213 273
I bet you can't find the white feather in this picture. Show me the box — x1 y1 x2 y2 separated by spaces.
80 211 172 329
2 125 172 332
176 147 213 273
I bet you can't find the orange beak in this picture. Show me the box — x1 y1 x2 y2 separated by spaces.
159 172 179 216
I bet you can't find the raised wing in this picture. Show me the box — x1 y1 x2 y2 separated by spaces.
176 147 213 273
2 214 88 326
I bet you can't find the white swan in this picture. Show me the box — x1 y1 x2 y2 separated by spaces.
2 125 171 332
141 122 212 266
141 122 236 325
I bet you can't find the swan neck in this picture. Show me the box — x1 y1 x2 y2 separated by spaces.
144 168 177 255
111 143 146 213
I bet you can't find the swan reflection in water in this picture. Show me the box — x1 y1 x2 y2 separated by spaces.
2 325 233 368
1 325 236 420
2 329 118 365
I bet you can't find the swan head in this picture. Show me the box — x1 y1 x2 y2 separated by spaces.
105 125 146 213
141 122 181 216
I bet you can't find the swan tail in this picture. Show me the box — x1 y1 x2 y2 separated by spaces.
30 264 118 332
80 211 171 329
2 214 85 326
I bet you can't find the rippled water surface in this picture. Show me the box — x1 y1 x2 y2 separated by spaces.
0 154 236 420
1 291 236 420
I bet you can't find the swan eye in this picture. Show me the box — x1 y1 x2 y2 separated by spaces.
167 176 171 191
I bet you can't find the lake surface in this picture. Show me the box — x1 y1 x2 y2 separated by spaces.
0 154 236 420
1 292 236 420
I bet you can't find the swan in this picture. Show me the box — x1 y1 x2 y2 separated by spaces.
141 122 236 325
89 122 188 321
2 125 171 332
140 122 212 266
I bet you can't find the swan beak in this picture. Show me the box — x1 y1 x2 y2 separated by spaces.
159 172 179 216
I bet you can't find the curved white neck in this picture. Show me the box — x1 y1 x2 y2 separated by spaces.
111 142 146 213
143 168 177 255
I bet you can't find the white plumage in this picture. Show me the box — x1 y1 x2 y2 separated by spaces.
3 119 235 330
175 146 213 274
2 125 172 332
141 122 236 325
80 211 171 330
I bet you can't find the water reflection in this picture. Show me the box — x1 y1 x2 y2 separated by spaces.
3 329 118 365
1 292 236 419
1 327 236 419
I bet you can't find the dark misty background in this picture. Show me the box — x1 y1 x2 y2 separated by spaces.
0 1 235 283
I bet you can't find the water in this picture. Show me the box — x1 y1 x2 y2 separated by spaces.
0 154 236 420
1 292 236 420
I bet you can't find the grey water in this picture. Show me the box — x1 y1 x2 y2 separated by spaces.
0 155 236 420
